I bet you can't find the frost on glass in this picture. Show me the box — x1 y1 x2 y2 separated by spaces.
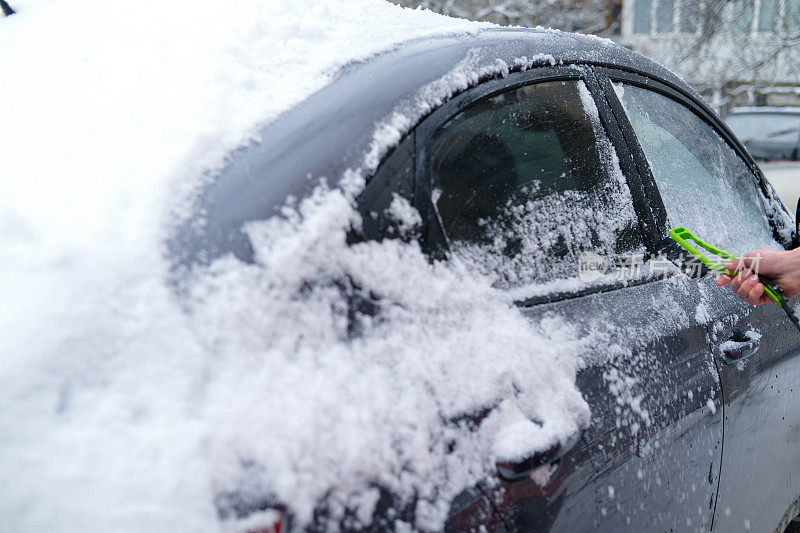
613 82 778 255
430 80 641 295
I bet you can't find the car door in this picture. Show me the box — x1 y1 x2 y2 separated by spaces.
605 71 800 532
414 66 725 531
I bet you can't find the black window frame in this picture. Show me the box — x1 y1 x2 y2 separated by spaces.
361 63 792 306
594 67 792 250
352 131 417 245
412 65 660 305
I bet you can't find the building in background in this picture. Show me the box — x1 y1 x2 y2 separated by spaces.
619 0 800 112
392 0 622 35
392 0 799 113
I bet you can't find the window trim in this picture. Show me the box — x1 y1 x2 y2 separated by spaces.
414 67 586 262
413 66 657 306
595 66 791 249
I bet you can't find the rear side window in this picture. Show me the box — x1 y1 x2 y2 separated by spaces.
427 79 642 295
613 83 777 254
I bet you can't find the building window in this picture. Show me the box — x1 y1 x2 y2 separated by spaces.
682 0 703 33
656 0 675 32
730 0 755 34
634 0 652 33
628 0 799 36
758 0 779 32
788 0 800 33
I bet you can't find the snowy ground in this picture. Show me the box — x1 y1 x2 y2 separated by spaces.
0 1 594 532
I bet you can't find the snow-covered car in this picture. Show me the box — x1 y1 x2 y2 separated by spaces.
173 25 800 533
5 2 800 532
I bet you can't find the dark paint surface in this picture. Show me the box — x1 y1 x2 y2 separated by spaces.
173 27 800 532
481 276 724 532
709 285 800 531
171 28 697 270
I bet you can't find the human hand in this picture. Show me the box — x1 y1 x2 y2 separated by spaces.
715 247 800 305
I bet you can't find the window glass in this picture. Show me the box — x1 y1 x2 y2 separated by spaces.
758 0 779 32
634 0 652 33
787 0 800 33
613 82 777 255
427 80 642 295
656 0 674 32
730 0 754 34
680 1 702 33
726 112 800 143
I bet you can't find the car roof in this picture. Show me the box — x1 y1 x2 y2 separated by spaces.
172 27 699 269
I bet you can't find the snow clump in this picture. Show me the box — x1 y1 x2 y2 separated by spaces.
0 1 591 531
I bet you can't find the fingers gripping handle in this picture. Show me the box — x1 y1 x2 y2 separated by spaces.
668 227 785 306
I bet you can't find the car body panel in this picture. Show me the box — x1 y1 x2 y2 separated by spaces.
172 27 800 532
172 28 711 270
485 277 724 531
410 59 727 531
708 292 800 530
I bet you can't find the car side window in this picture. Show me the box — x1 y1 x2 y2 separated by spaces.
613 82 778 254
427 79 643 294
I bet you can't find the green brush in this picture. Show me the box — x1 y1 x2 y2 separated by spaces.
668 226 800 335
669 226 783 305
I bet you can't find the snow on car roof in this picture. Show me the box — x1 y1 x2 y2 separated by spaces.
177 26 690 270
0 1 642 531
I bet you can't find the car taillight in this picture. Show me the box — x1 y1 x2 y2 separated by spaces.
243 509 283 533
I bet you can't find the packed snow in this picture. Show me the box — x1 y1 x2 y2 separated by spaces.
0 1 597 532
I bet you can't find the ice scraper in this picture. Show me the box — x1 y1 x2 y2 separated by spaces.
668 226 800 335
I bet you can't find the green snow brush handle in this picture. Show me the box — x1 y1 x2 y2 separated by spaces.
668 226 785 306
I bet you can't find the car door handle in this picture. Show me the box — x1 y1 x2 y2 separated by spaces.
496 430 581 482
717 336 759 363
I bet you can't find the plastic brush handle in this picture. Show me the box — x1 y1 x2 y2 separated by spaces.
668 227 785 306
757 275 786 306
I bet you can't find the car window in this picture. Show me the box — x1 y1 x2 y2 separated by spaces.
725 112 800 144
613 83 778 254
427 79 643 296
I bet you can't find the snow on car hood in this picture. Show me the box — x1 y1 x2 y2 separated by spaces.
0 1 592 531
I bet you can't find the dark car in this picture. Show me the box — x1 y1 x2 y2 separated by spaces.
724 107 800 161
174 28 800 532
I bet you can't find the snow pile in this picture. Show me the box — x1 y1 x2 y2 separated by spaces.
184 184 591 529
0 1 591 531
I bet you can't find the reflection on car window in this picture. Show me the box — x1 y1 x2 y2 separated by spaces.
428 80 642 294
613 82 777 254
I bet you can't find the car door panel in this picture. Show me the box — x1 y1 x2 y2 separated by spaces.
603 69 800 531
419 65 727 531
705 285 800 531
481 275 723 532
